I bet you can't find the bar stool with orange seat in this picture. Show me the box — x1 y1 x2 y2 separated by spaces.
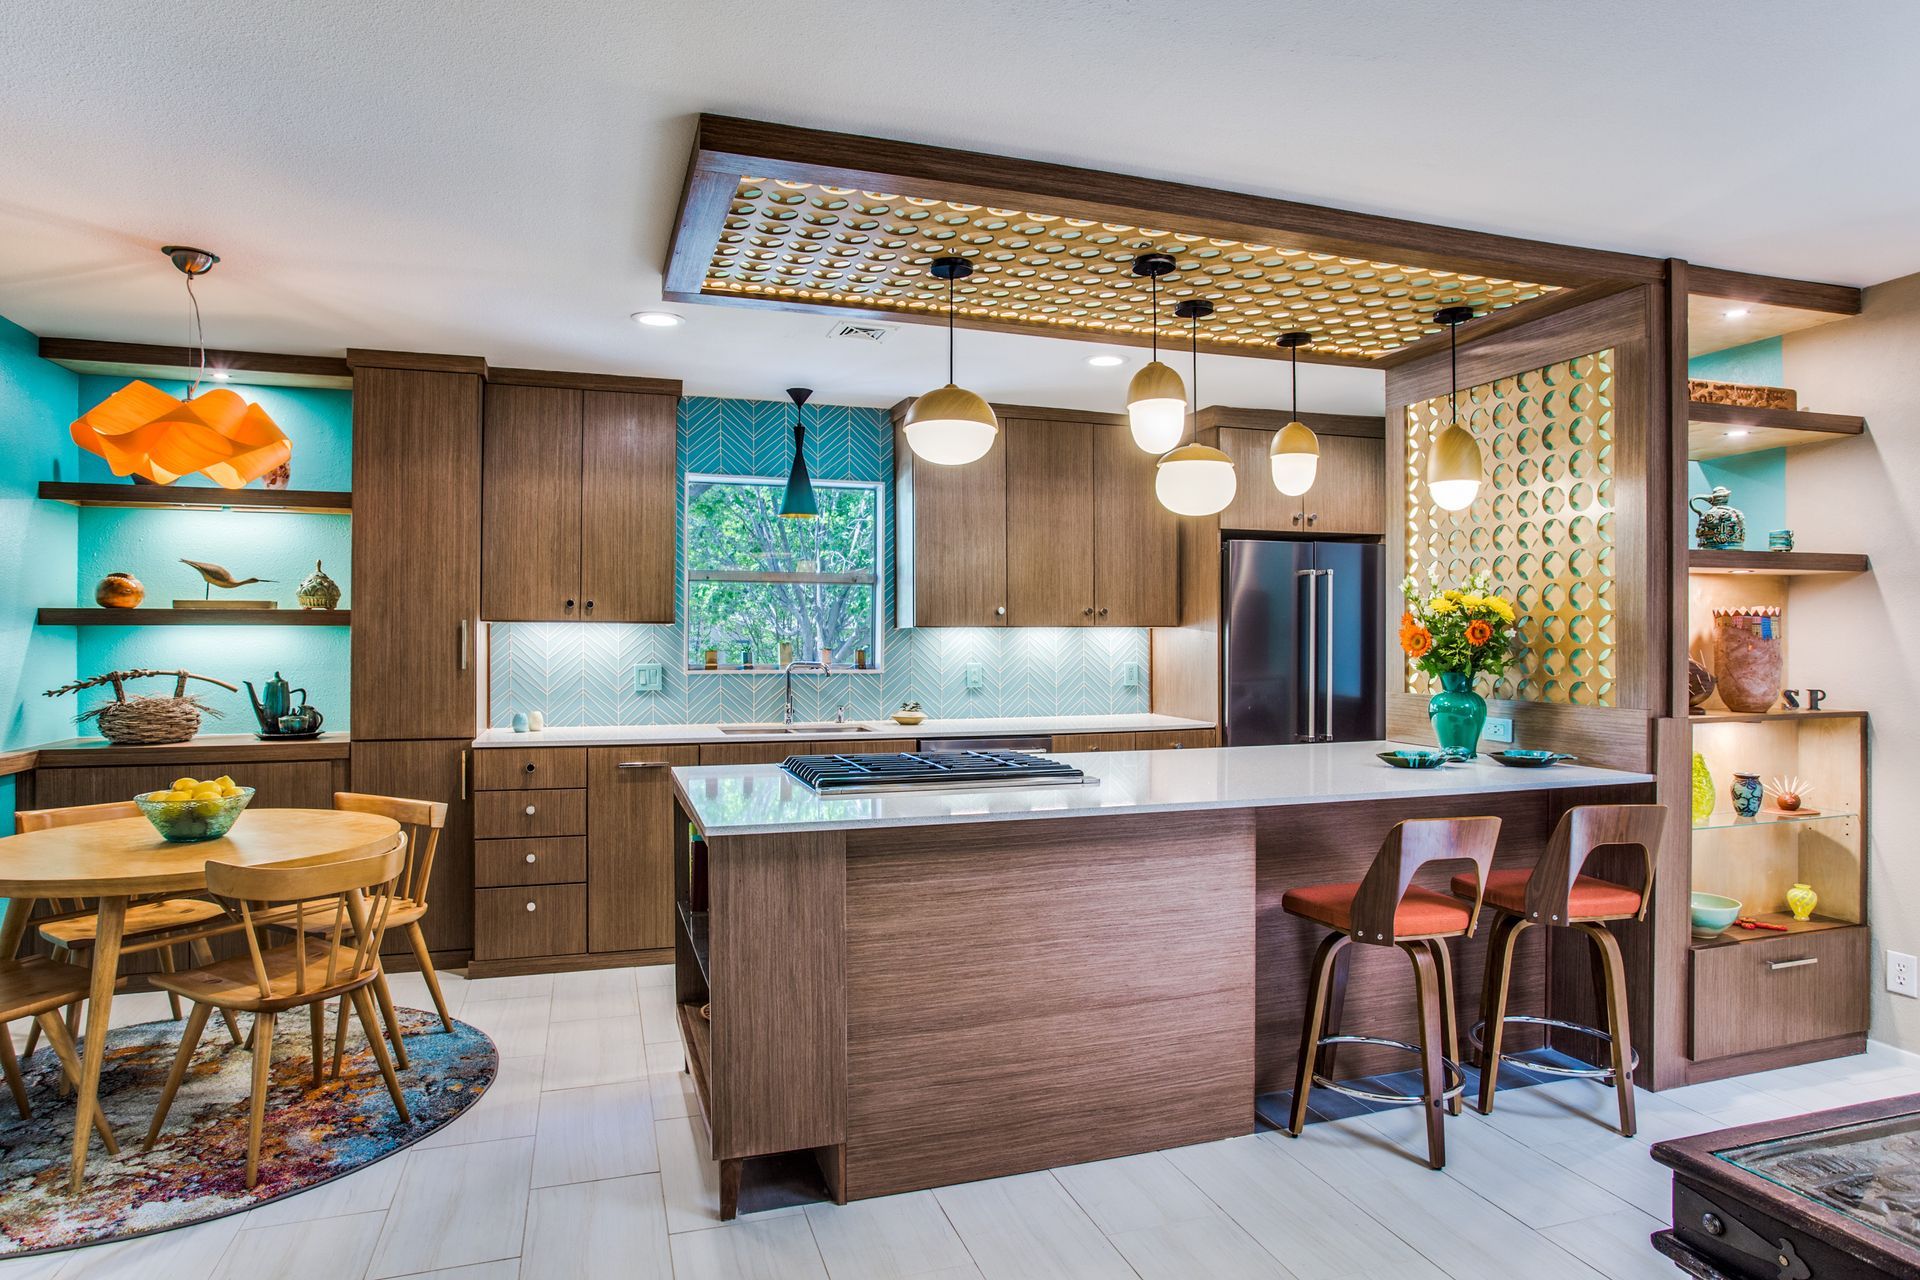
1450 803 1667 1136
1281 815 1501 1169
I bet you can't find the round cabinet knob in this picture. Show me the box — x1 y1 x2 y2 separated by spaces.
524 804 537 816
565 599 576 611
525 901 538 913
524 853 537 864
524 762 536 773
585 600 594 613
1083 607 1094 617
1307 513 1318 525
1291 512 1302 525
1098 607 1108 617
996 606 1006 616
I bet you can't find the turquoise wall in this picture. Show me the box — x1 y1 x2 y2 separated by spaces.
0 316 79 755
68 376 353 731
490 396 1152 726
1688 338 1788 550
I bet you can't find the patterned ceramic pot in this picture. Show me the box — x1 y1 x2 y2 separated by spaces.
1428 671 1487 758
1691 486 1747 549
296 559 341 610
1730 771 1764 818
1712 607 1784 713
1786 882 1819 922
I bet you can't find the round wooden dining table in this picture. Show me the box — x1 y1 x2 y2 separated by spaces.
0 808 401 1191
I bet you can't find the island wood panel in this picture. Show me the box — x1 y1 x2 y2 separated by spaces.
1004 418 1094 626
482 382 583 622
841 810 1255 1200
709 828 846 1161
581 391 677 623
349 365 482 740
586 745 698 952
1092 418 1180 625
348 739 474 960
892 416 1007 627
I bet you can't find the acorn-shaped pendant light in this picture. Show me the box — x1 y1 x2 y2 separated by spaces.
779 386 818 518
903 256 998 465
1153 299 1237 516
1268 331 1319 496
1125 252 1186 453
1427 306 1483 512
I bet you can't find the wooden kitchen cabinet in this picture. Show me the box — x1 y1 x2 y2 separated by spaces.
1213 426 1384 536
587 746 698 953
482 372 679 623
349 739 475 960
893 414 1008 627
348 358 484 740
1005 417 1095 626
1092 418 1180 625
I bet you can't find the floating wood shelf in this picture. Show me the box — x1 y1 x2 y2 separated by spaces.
1690 914 1860 950
1691 708 1865 725
38 481 351 514
1688 550 1869 576
1687 401 1865 461
37 608 349 627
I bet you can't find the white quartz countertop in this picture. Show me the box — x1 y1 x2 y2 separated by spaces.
671 740 1655 837
471 713 1213 749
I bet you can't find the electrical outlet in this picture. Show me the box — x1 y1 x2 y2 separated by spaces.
1121 662 1143 689
1483 716 1514 744
1889 950 1919 999
963 663 985 690
633 663 663 694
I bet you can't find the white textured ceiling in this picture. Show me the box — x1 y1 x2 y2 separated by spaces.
1 0 1914 414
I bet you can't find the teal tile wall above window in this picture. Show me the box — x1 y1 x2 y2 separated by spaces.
488 396 1152 727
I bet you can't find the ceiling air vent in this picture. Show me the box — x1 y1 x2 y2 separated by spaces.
827 321 896 343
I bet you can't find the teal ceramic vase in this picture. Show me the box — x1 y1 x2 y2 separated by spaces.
1428 672 1488 758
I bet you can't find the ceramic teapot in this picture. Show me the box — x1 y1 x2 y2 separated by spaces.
245 671 319 734
1690 486 1746 549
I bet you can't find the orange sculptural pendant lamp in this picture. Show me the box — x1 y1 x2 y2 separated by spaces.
71 381 290 487
69 245 291 488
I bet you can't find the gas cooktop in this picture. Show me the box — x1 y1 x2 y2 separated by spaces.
781 750 1090 795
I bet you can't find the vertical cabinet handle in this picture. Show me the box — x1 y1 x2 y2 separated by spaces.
1322 569 1334 740
1299 568 1317 741
459 619 470 671
459 749 468 801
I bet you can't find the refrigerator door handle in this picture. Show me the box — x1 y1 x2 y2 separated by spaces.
1322 569 1336 741
1298 568 1317 741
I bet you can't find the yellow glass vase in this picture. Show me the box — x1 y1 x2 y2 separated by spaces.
1785 882 1818 922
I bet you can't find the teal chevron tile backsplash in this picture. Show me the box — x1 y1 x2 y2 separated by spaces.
488 396 1151 726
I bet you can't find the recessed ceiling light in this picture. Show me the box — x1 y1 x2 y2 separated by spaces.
631 311 683 328
1723 307 1750 319
1086 354 1125 368
1724 429 1750 438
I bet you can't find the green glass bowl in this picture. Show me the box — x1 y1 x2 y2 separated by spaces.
1690 891 1742 939
134 787 255 843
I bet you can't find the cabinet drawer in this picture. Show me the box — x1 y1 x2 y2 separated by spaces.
474 884 587 960
475 837 587 887
1690 925 1868 1061
474 788 586 838
1051 732 1136 752
472 747 587 791
1134 729 1218 750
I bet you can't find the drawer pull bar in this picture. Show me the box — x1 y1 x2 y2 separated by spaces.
1767 957 1818 971
525 901 538 912
617 761 670 770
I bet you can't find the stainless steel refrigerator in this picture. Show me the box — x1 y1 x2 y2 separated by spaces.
1223 538 1385 746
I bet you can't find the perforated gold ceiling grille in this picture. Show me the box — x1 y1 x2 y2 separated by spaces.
702 178 1563 360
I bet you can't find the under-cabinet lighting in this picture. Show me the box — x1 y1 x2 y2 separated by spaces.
211 370 231 381
1724 429 1750 438
1723 308 1750 319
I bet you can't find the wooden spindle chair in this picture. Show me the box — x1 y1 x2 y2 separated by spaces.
0 957 120 1155
144 836 412 1188
13 801 245 1070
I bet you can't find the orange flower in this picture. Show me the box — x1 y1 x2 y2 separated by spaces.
1402 625 1433 659
1466 619 1493 647
1400 611 1416 630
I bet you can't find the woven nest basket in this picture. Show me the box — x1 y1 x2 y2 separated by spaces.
86 695 213 746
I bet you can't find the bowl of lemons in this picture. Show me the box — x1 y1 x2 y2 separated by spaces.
134 775 254 843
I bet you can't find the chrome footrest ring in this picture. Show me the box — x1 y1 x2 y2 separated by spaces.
1467 1016 1641 1077
1310 1034 1467 1105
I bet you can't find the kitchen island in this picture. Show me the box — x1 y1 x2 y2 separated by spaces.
670 740 1655 1217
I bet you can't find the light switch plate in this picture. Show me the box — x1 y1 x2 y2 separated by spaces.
1121 662 1143 689
963 663 985 690
1483 716 1514 744
634 663 664 693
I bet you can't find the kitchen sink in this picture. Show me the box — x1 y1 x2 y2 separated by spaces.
714 723 872 735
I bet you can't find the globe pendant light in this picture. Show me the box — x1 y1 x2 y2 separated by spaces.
904 256 998 465
1269 331 1320 496
778 386 818 518
1125 252 1186 453
1154 299 1237 517
1427 305 1484 512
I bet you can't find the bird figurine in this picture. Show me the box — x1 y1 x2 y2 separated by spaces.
180 558 273 597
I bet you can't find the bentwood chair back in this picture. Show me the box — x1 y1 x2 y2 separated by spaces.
145 838 412 1188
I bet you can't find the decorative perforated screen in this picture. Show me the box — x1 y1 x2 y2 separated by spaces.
1404 349 1616 706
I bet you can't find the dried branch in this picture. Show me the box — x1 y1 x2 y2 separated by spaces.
44 668 241 700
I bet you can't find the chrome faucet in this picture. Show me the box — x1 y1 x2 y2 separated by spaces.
783 660 831 725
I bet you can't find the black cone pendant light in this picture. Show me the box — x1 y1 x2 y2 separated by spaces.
1269 332 1319 496
903 256 998 465
779 386 818 519
1427 306 1483 512
1152 299 1237 516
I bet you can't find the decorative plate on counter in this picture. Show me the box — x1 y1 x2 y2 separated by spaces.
1377 749 1453 770
1489 749 1577 768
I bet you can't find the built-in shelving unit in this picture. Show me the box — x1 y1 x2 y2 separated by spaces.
38 481 352 514
37 608 350 627
1686 401 1865 461
1688 550 1869 576
1690 708 1863 725
1692 912 1856 950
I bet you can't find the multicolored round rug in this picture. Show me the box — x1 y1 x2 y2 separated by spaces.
0 1005 496 1257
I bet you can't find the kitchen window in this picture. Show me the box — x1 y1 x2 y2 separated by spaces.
683 473 882 671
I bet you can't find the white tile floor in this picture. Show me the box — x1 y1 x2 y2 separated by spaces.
6 963 1917 1279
